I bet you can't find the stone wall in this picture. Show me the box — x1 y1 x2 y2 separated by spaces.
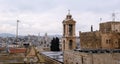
80 21 120 49
64 51 93 64
93 53 120 64
80 31 120 49
80 31 101 49
101 33 120 49
100 21 120 33
64 50 120 64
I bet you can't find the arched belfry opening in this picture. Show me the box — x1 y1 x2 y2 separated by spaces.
63 40 65 50
69 24 73 36
69 40 73 50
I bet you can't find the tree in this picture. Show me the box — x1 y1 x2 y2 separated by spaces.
50 38 55 51
55 37 60 51
50 37 60 51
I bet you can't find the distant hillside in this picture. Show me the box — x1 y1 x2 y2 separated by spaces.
0 33 15 37
0 33 62 38
49 35 62 37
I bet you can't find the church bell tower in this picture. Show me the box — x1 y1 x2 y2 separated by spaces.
62 10 76 51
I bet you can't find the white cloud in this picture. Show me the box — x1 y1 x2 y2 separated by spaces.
0 24 16 34
0 0 120 36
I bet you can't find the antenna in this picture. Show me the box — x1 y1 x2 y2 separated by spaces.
38 33 40 41
112 12 115 21
100 17 102 23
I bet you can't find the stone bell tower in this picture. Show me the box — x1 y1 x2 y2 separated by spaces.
62 10 76 51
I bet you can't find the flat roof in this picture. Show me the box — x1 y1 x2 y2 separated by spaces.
41 51 63 63
74 49 120 53
100 21 120 24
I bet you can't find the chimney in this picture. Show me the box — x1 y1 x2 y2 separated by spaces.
91 25 93 32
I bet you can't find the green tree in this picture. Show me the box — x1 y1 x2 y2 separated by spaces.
50 37 60 51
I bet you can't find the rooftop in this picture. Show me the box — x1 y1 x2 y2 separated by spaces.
41 51 63 62
100 21 120 24
74 49 120 53
8 48 26 54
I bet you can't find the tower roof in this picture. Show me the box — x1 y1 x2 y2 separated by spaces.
62 10 76 24
66 10 72 19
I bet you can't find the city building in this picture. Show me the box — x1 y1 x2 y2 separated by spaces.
8 48 26 54
39 33 52 51
62 11 76 51
80 21 120 49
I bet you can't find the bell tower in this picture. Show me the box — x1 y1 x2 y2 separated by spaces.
62 10 76 51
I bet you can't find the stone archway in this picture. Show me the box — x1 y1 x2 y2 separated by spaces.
69 40 73 50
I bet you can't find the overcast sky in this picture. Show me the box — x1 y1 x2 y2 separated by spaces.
0 0 120 36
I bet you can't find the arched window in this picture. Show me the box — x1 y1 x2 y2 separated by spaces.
63 25 65 36
66 60 68 64
69 24 73 36
63 40 65 50
69 40 73 50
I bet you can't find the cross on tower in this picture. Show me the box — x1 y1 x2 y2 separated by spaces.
68 9 70 15
112 12 115 21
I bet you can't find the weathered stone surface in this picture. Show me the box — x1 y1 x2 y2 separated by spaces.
80 21 120 49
